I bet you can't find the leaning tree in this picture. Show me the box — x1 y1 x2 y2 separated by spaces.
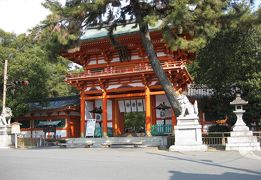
40 0 250 114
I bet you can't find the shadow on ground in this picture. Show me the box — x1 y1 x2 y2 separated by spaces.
169 170 261 180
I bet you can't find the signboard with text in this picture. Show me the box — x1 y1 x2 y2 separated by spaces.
86 119 96 137
11 122 21 134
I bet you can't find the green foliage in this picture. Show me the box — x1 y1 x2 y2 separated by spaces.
37 0 255 114
0 29 77 116
191 24 261 125
40 0 251 52
124 112 145 132
208 125 231 133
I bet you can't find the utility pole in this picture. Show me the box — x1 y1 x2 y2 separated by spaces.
2 59 8 113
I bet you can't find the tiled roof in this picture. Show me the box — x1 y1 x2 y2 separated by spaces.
80 22 162 41
29 95 80 110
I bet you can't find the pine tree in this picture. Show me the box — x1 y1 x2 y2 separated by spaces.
41 0 250 114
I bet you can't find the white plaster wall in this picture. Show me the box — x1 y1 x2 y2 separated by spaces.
150 81 159 85
107 100 112 120
98 59 106 64
86 101 94 119
129 83 144 87
94 99 112 121
156 95 172 118
107 85 121 90
157 52 166 57
111 57 120 62
131 55 140 60
89 60 96 65
107 122 112 128
118 100 125 112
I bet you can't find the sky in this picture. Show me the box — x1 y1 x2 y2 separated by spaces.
0 0 65 35
0 0 260 35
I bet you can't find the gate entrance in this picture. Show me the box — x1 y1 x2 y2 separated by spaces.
117 99 146 136
124 112 145 135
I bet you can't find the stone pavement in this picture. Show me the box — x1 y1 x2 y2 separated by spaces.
0 147 260 180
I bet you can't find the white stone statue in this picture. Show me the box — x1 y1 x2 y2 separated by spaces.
0 107 12 126
177 94 198 117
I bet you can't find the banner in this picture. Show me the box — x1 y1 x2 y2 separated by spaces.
86 119 96 137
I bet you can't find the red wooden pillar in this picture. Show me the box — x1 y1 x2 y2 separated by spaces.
112 99 116 136
145 86 151 136
65 112 71 138
102 90 108 137
80 91 86 137
112 99 120 136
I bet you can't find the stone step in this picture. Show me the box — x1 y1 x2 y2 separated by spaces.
227 136 258 143
64 137 164 147
226 142 260 146
226 143 260 151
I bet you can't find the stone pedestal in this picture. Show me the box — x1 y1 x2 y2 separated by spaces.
169 116 207 151
226 111 260 151
0 126 12 149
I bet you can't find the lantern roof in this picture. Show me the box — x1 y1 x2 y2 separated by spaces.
230 94 248 105
155 102 171 110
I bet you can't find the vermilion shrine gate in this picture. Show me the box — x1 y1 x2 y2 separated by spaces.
63 25 194 137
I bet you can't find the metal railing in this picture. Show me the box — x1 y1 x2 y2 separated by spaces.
151 124 173 136
94 127 113 137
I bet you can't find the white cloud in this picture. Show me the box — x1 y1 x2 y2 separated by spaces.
0 0 65 35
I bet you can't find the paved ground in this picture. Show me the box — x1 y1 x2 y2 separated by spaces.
0 147 261 180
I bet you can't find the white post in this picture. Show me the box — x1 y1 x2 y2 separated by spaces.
2 59 8 112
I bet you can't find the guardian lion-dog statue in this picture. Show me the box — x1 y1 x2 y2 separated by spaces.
177 94 198 117
0 107 12 126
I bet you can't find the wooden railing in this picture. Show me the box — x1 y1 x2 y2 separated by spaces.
66 61 184 79
253 131 261 143
17 137 45 148
202 132 230 147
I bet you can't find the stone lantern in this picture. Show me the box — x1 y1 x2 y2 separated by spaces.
230 93 248 130
226 93 260 151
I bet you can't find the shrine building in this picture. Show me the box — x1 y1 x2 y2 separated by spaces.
14 96 80 138
63 24 195 137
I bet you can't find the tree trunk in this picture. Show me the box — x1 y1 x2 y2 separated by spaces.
133 1 181 114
